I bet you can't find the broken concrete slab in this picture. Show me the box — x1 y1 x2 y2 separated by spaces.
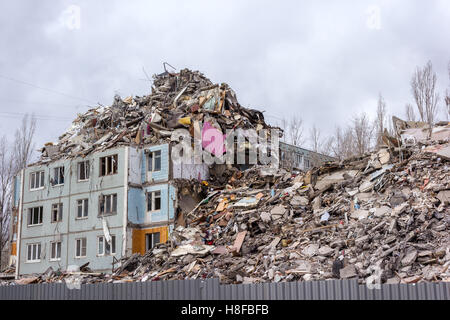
374 206 392 217
351 209 369 220
302 244 319 257
340 265 357 279
291 196 309 206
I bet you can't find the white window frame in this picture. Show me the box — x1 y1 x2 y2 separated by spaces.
77 160 90 181
147 190 161 212
145 232 160 251
99 155 118 176
52 166 65 186
147 150 162 172
50 241 61 261
99 194 117 216
75 238 87 258
97 235 116 256
51 203 63 223
26 243 41 262
76 199 89 219
28 207 43 226
30 171 45 190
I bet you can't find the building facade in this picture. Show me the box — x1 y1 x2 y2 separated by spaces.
12 144 208 276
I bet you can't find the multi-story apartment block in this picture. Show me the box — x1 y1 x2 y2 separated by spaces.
12 144 208 276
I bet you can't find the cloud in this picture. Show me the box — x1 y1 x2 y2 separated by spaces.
0 0 449 152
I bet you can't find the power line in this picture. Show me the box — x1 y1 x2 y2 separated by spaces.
0 98 87 108
0 112 73 122
0 116 72 122
0 74 97 104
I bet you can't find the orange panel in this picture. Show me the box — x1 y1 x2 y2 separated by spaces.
11 242 17 256
132 227 168 255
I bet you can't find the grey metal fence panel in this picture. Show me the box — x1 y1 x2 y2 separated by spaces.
137 282 143 300
1 279 449 300
311 281 319 300
437 282 448 300
408 283 417 300
292 282 298 300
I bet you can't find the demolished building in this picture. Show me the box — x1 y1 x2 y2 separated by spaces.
3 68 449 286
9 68 280 276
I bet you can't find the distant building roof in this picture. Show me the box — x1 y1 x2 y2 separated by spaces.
279 141 336 161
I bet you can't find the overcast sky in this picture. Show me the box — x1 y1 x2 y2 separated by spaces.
1 0 449 156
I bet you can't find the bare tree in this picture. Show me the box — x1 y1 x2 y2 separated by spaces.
386 113 395 136
279 117 288 143
351 113 374 156
0 114 36 269
13 114 36 172
288 115 304 146
309 125 321 152
411 60 440 128
375 93 387 147
0 137 14 269
331 126 354 160
405 103 416 122
320 136 335 157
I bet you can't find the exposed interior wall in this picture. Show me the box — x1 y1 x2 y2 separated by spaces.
127 184 175 225
128 147 141 184
142 144 169 183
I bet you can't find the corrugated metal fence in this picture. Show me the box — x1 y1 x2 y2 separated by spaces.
0 278 449 300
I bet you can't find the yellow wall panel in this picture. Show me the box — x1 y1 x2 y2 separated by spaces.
132 227 168 255
11 242 17 256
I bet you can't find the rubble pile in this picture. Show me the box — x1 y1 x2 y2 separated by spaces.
2 64 449 287
38 68 274 163
106 142 449 285
4 136 448 287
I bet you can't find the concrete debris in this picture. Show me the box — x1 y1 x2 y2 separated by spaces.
2 110 450 287
33 68 276 165
340 265 357 279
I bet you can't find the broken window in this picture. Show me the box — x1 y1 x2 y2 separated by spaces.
147 190 161 211
50 241 61 260
78 160 90 181
51 203 63 222
145 232 160 251
99 194 117 216
76 199 88 218
26 243 41 262
147 150 161 172
52 167 64 186
304 158 310 168
100 154 118 176
295 154 303 166
30 171 45 190
98 235 116 255
75 238 87 258
28 206 43 226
